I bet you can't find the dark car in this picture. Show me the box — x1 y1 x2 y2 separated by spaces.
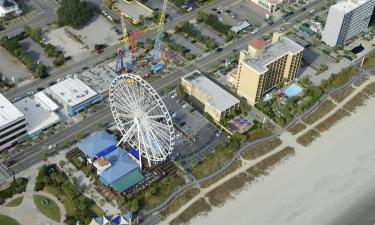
5 159 16 168
37 87 45 92
216 47 223 52
0 26 5 31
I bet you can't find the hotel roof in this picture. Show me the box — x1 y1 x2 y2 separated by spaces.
0 93 24 129
333 0 371 13
48 77 99 107
243 37 303 74
182 71 240 112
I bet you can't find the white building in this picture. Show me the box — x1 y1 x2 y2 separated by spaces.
45 76 102 117
251 0 283 13
14 96 60 137
0 93 26 151
322 0 375 47
0 0 22 18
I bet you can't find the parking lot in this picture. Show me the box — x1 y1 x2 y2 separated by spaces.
194 23 225 45
172 32 206 56
46 28 91 62
19 37 54 70
0 47 32 83
74 16 120 49
162 91 225 166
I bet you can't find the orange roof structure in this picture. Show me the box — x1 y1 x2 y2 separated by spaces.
95 157 110 167
249 38 267 49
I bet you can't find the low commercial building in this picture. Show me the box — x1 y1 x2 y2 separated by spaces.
0 93 26 151
113 0 153 24
13 96 60 137
232 32 303 105
181 70 240 122
250 0 283 13
46 76 102 116
0 0 22 18
77 65 117 95
78 131 144 193
322 0 375 47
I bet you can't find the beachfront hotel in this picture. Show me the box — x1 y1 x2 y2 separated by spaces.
230 32 303 105
322 0 375 47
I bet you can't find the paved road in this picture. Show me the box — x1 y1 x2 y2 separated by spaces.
0 0 326 178
3 0 240 99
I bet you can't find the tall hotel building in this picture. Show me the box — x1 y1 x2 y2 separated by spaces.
322 0 375 47
231 32 303 105
0 93 26 151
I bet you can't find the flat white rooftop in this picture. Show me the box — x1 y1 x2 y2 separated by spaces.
243 37 303 74
115 0 153 21
34 91 59 112
333 0 372 13
0 93 24 129
183 71 239 112
14 97 60 136
48 76 99 107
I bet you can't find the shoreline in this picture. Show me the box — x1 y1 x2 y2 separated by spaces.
185 94 375 225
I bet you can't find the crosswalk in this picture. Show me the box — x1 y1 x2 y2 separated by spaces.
6 12 36 26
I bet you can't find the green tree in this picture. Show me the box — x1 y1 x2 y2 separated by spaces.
59 160 65 168
146 38 153 51
43 152 49 161
57 0 94 29
34 64 47 79
176 84 186 98
130 199 140 212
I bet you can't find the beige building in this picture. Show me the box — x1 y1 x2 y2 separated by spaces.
181 71 240 122
251 0 283 13
231 32 303 105
113 0 153 24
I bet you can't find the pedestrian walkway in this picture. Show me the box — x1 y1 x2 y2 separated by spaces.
0 175 66 225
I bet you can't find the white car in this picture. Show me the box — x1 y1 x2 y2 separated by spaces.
47 144 56 150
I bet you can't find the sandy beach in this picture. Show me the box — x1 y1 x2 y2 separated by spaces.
188 96 375 225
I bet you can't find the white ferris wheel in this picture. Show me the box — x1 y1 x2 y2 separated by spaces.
109 74 175 168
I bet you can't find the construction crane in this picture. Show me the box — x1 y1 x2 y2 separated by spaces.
116 16 132 73
150 0 168 72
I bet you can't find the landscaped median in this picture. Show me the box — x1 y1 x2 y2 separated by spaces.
35 164 104 225
0 214 21 225
33 195 61 222
5 196 23 207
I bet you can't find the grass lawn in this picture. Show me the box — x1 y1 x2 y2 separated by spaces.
296 129 321 147
331 86 355 103
302 100 336 125
0 214 21 225
44 185 104 223
33 195 61 222
5 196 24 207
288 122 307 135
315 109 350 133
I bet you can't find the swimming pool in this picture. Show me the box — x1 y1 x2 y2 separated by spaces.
284 83 303 97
